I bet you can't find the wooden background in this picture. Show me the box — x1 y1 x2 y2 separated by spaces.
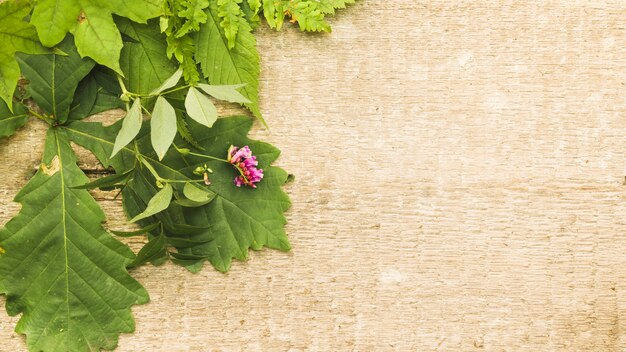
1 1 626 350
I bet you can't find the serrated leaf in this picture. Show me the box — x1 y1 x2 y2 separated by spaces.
261 0 356 32
195 2 264 124
0 0 49 110
185 86 218 127
68 70 125 122
112 98 143 157
117 18 179 95
0 128 148 351
30 0 163 73
176 0 210 36
217 0 244 49
150 96 177 160
0 101 28 139
150 69 183 95
129 183 173 223
64 116 291 273
17 36 95 123
111 222 161 237
197 83 251 104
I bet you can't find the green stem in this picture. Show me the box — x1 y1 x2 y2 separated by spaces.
186 151 229 163
29 109 54 125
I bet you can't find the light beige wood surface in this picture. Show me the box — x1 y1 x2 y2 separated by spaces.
1 1 626 351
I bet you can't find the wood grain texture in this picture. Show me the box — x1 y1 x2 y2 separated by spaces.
1 1 626 350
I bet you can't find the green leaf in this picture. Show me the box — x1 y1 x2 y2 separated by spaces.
0 0 49 110
0 101 28 139
185 86 218 127
217 0 244 49
176 0 210 36
261 0 355 32
195 3 264 124
150 69 183 95
17 36 95 123
112 98 143 157
150 96 177 160
64 116 291 273
128 234 167 268
68 70 125 121
197 83 251 104
129 183 174 223
111 222 161 237
117 18 179 95
241 0 261 29
0 128 148 351
30 0 163 73
71 170 133 190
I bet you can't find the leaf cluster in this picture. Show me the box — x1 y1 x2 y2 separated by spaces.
0 0 355 350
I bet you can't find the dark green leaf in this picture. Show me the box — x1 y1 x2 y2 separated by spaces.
117 18 178 95
0 128 148 351
0 101 28 139
71 170 133 190
17 36 95 123
111 222 161 237
129 235 167 268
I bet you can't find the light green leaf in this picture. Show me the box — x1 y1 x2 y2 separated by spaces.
197 83 251 104
150 69 183 95
150 96 177 160
112 98 143 157
16 36 95 123
176 0 210 36
0 1 49 110
117 18 179 95
185 86 218 127
129 183 174 223
30 0 163 73
183 182 216 203
195 2 264 124
0 101 28 139
64 116 291 273
0 128 148 351
217 0 244 49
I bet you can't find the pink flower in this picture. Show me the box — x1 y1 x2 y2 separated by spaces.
228 145 264 188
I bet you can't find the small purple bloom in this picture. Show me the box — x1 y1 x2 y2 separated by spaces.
228 145 264 188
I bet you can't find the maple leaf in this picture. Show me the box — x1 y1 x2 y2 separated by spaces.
195 2 265 124
0 100 28 139
17 36 95 123
0 0 48 110
0 128 148 351
117 18 179 95
30 0 163 74
64 116 291 273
